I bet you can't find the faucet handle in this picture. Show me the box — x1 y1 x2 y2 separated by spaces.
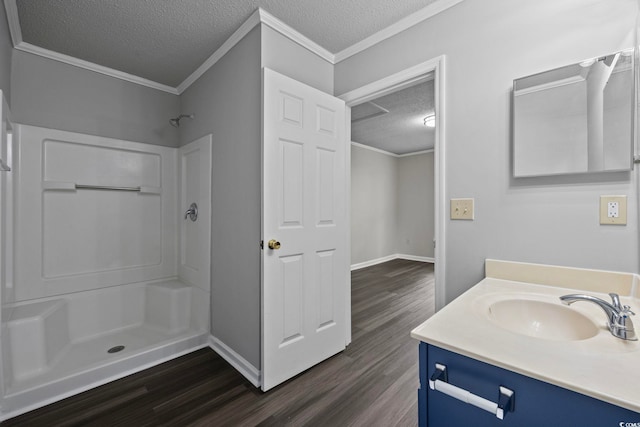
609 293 622 309
621 305 635 316
614 305 637 340
612 304 637 341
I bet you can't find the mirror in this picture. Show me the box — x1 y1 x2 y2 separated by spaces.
513 49 634 177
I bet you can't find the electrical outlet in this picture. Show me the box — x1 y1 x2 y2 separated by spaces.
450 198 474 220
600 196 627 225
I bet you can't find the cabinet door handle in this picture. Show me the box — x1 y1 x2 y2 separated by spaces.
429 363 515 420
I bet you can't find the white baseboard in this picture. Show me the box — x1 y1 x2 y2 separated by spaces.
209 336 261 387
397 254 435 263
351 253 434 270
350 254 397 271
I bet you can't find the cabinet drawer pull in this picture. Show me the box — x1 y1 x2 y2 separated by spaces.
429 363 515 420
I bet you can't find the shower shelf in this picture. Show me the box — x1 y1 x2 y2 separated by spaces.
42 181 162 194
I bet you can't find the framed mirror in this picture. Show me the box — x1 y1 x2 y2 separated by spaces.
513 49 635 177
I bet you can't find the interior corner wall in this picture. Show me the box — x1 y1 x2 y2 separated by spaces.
261 25 333 94
351 145 435 265
0 5 12 103
397 152 435 259
336 0 639 306
351 144 398 265
10 51 180 147
179 26 262 369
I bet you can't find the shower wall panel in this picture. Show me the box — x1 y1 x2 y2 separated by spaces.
12 125 178 302
0 90 11 409
178 135 212 293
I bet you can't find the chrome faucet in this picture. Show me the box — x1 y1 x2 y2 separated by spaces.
560 293 637 341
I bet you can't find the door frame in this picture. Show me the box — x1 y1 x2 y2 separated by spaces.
339 55 447 320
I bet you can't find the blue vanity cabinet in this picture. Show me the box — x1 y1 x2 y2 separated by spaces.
418 342 640 427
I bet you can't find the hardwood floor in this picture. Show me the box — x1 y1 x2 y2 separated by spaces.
2 259 435 427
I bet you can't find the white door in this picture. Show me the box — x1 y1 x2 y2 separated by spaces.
178 134 212 292
262 68 347 391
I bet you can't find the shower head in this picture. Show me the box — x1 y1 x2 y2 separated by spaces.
169 114 194 128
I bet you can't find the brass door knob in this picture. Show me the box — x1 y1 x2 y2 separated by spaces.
267 239 281 250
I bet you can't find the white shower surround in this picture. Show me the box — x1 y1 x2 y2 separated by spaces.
0 125 211 419
13 126 178 299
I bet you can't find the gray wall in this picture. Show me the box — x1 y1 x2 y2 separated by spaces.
179 24 333 369
0 5 12 103
11 51 179 147
336 0 639 305
179 26 262 369
351 144 398 265
351 145 434 264
397 152 435 258
261 25 333 94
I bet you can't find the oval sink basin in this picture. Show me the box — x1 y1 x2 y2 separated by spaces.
487 299 599 341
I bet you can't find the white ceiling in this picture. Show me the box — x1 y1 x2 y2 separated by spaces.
351 80 435 155
14 0 444 88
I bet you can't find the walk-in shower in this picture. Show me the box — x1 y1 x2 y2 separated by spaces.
0 123 212 420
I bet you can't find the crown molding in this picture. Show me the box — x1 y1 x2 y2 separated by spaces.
5 0 177 93
258 8 335 64
4 0 22 45
351 141 433 158
178 8 336 92
176 9 262 93
334 0 465 63
3 0 460 95
397 149 434 157
2 3 331 95
13 42 179 94
351 141 398 157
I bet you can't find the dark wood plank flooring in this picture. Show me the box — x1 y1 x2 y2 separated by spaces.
3 259 434 426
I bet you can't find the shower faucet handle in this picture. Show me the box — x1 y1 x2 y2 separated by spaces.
184 203 198 221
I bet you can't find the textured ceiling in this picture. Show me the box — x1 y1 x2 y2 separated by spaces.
351 80 435 155
16 0 440 87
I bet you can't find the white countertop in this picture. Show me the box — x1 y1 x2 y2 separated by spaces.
411 259 640 413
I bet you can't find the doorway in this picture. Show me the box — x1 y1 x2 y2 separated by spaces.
340 57 447 341
350 80 435 268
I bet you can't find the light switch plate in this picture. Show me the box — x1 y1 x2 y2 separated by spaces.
600 196 627 225
451 198 474 220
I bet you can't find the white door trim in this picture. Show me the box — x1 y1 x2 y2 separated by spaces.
343 105 352 345
339 55 447 311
